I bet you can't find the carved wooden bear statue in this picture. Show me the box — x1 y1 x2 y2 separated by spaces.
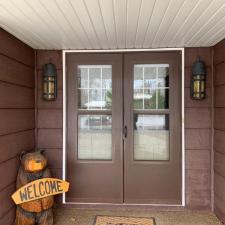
15 150 54 225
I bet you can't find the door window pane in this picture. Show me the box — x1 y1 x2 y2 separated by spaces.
78 115 112 160
77 65 112 110
134 114 169 161
133 64 169 110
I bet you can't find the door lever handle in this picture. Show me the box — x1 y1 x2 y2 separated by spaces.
123 126 128 138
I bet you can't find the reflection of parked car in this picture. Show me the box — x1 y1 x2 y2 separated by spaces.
82 115 112 129
85 101 106 108
135 115 167 130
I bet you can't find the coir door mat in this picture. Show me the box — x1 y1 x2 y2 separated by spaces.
94 216 155 225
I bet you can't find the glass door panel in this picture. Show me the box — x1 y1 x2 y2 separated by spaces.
77 65 113 160
78 114 112 160
134 114 169 161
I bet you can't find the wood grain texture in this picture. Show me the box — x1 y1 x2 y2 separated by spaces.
214 61 225 86
214 108 225 131
0 207 15 225
0 130 35 163
214 85 225 107
0 109 34 135
0 29 34 225
37 129 62 149
0 82 34 108
214 195 225 224
36 50 62 70
185 129 211 150
0 54 34 87
42 148 62 169
184 47 212 211
185 108 211 129
186 169 210 191
214 173 225 202
0 183 15 219
185 150 210 170
0 28 34 67
185 48 212 67
38 109 62 129
214 38 225 65
214 152 225 178
0 157 19 191
214 130 225 155
213 38 225 223
186 189 211 210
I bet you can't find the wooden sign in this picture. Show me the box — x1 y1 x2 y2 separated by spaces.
12 178 70 205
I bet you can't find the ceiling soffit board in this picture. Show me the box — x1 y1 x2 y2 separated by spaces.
0 0 225 49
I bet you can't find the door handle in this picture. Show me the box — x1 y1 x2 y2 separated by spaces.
123 126 128 138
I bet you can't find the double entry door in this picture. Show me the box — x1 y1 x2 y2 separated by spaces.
66 52 182 205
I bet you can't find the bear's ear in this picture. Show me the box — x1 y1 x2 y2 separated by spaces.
39 149 45 155
19 151 27 161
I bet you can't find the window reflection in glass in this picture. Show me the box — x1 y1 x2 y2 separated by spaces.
133 64 169 110
78 115 112 160
77 65 112 110
134 114 169 161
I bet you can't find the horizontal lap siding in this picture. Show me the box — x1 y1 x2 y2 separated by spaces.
36 51 63 204
0 28 34 225
185 48 212 210
36 48 212 209
214 38 225 223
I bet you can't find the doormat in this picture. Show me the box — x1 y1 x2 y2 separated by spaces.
94 216 155 225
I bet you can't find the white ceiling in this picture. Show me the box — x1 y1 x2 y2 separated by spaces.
1 0 225 50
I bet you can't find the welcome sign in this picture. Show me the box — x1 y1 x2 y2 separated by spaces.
12 178 70 205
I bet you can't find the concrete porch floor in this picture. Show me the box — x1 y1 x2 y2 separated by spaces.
54 208 222 225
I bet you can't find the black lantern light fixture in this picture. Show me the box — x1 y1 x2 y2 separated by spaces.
43 62 57 101
191 57 206 100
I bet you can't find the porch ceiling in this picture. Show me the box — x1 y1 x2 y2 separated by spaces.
0 0 225 50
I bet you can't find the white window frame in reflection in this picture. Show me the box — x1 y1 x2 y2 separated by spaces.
78 65 112 110
133 64 169 110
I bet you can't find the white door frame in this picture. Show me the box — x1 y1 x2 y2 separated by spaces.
62 48 185 207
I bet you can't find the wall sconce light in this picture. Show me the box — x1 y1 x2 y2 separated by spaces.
191 57 206 100
43 62 57 101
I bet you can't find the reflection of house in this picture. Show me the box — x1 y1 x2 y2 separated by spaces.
133 93 152 99
80 115 112 130
85 101 106 108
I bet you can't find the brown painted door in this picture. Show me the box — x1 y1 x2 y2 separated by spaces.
66 52 182 204
123 52 182 204
66 53 123 203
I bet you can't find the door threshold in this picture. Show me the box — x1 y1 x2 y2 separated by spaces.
62 202 185 210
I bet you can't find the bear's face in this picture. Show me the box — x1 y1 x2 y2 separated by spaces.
21 151 47 173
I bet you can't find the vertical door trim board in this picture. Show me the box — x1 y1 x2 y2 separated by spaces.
62 48 185 207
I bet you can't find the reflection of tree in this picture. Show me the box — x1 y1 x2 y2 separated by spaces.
133 89 168 109
148 90 168 109
106 89 112 108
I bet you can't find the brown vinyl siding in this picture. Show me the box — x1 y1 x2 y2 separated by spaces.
36 48 212 209
213 38 225 223
36 51 63 198
0 29 35 225
184 48 212 210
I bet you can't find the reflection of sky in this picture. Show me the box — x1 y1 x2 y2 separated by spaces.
134 80 157 89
